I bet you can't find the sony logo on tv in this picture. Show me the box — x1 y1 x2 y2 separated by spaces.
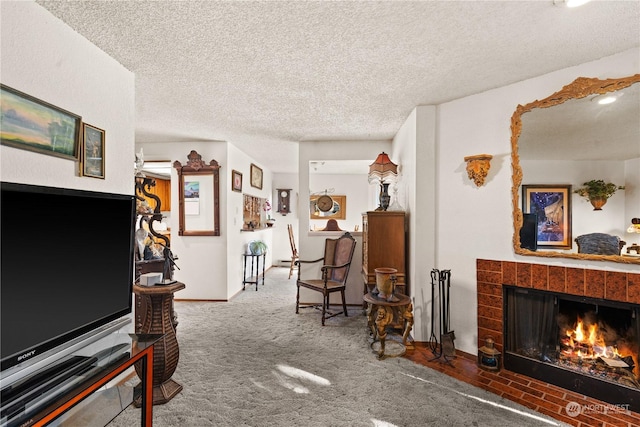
17 350 36 362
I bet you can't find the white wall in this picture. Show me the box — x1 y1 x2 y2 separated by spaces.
0 0 136 358
138 141 274 300
309 172 369 232
411 48 640 355
226 143 273 297
298 140 391 305
1 2 134 195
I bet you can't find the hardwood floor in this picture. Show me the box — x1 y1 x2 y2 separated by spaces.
404 343 640 427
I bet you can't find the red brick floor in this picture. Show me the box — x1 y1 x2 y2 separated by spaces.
404 343 640 427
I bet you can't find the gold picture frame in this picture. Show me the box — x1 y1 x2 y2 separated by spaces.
80 123 105 179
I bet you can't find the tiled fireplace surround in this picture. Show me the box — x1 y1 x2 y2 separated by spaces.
476 259 640 426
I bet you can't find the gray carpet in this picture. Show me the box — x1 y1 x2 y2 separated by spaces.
109 267 568 427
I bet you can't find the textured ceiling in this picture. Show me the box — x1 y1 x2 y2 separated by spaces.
36 1 640 173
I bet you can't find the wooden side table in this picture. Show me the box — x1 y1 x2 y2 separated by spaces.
133 282 185 405
363 292 414 359
242 253 265 291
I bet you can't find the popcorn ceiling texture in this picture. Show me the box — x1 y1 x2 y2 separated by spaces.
36 1 640 173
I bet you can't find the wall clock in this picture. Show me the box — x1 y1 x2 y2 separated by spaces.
277 189 291 215
316 194 334 212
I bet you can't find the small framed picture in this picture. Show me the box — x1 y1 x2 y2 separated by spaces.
522 184 572 249
250 163 263 189
80 123 105 179
232 169 243 192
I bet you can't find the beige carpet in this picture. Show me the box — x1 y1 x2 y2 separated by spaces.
108 267 568 427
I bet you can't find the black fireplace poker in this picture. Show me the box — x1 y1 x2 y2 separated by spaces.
429 268 456 364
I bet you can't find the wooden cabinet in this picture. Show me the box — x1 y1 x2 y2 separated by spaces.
362 211 407 296
140 178 171 211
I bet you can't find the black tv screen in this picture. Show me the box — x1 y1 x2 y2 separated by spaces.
1 182 135 372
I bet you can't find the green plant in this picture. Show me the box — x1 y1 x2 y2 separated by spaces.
574 179 625 200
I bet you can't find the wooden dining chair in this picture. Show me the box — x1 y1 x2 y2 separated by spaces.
287 224 299 279
295 232 357 325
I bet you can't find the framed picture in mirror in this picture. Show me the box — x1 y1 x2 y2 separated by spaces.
522 185 571 249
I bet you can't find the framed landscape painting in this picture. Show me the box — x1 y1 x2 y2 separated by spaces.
0 84 81 160
522 184 572 249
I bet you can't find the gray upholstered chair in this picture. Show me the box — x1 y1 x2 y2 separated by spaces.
575 233 625 255
295 232 356 325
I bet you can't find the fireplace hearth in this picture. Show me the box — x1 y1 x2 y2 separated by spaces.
503 285 640 412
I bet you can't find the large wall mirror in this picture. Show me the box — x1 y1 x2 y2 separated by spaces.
173 150 220 236
511 74 640 264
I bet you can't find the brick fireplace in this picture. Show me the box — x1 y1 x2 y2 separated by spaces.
477 259 640 423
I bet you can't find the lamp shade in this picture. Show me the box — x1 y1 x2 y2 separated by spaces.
368 152 398 184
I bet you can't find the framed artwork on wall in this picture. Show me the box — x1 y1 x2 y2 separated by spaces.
80 123 105 179
522 184 572 249
232 170 242 192
250 163 263 189
0 84 81 160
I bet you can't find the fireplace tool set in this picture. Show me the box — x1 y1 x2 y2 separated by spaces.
429 269 456 363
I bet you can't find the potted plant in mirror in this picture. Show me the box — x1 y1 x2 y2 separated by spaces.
574 179 625 210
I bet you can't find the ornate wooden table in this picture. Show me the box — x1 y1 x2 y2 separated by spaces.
133 282 185 405
363 292 414 359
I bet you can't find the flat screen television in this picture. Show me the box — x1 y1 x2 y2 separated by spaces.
0 182 136 373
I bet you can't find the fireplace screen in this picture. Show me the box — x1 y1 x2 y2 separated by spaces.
504 286 640 405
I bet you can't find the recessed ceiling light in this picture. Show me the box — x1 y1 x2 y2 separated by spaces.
565 0 591 7
590 95 617 105
597 96 617 105
553 0 591 7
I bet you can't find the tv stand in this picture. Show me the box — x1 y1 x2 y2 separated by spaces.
3 334 161 427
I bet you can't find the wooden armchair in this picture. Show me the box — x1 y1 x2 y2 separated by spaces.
296 232 357 325
287 224 299 279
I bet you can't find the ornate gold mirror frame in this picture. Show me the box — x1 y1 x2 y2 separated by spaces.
511 74 640 264
173 150 220 236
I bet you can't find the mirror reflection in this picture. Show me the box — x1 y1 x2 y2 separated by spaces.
308 160 372 231
512 75 640 264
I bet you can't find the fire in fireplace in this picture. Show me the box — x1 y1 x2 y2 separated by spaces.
503 286 640 412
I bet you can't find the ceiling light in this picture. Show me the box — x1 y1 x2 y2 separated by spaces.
597 95 617 105
590 94 617 105
554 0 591 7
565 0 591 7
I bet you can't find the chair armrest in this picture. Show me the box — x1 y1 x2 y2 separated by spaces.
296 257 324 266
321 261 352 271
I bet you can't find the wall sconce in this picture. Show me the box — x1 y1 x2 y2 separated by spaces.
368 152 398 211
464 154 493 187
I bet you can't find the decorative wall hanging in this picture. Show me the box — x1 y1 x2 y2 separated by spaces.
232 169 242 192
522 185 572 249
173 150 220 236
250 163 263 189
463 154 492 187
0 84 81 160
80 123 105 179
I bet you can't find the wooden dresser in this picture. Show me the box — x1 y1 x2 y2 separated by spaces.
362 211 407 297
